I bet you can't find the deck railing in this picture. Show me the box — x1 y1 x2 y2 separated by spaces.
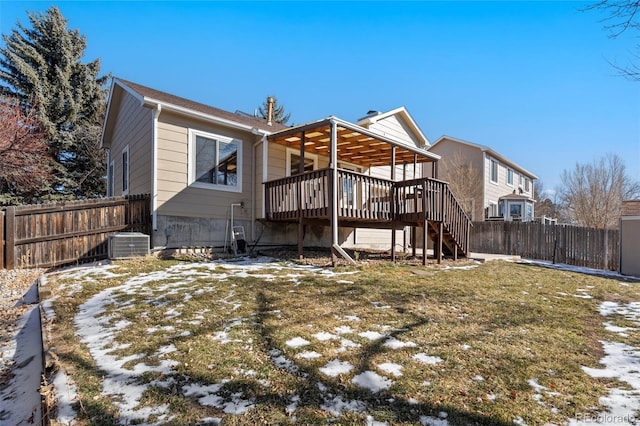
264 169 472 254
395 177 472 255
264 168 394 221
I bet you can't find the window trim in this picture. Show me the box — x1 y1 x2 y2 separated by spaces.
286 147 318 176
488 200 499 218
122 145 129 195
489 158 498 184
188 129 243 193
507 168 514 186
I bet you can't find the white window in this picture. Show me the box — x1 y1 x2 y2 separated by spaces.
507 168 514 185
519 174 524 186
525 178 530 192
122 145 129 195
107 157 115 197
286 148 317 176
189 129 242 192
490 158 498 183
488 201 498 218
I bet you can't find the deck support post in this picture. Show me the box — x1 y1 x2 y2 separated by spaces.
436 222 443 264
390 146 396 262
422 221 428 266
330 120 339 266
297 131 305 260
412 226 417 258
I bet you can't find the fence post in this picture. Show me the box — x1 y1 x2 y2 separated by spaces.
0 210 4 269
5 207 15 269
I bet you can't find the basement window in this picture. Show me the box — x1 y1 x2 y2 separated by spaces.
189 129 242 192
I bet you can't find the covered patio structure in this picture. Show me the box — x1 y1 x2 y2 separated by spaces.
262 116 472 265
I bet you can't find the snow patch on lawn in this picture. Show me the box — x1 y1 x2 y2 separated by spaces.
383 337 417 349
378 362 403 377
413 353 443 365
286 337 311 348
568 301 640 425
319 359 353 377
352 371 393 392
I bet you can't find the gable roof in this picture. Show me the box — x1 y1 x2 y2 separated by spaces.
356 106 430 147
430 135 538 180
101 78 287 147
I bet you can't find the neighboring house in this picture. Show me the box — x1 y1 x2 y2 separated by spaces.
101 78 472 263
428 136 538 222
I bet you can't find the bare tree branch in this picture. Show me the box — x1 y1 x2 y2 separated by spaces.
559 153 640 229
584 0 640 81
0 96 53 201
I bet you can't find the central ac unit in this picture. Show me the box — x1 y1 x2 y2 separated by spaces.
109 232 150 259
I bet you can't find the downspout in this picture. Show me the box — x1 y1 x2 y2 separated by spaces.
151 104 162 234
252 132 267 241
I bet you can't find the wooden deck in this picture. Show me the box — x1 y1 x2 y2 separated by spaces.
264 168 472 258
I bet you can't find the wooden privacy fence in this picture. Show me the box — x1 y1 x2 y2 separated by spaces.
470 221 619 271
1 194 151 269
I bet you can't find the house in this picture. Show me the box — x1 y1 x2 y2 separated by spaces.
101 78 472 264
428 136 538 222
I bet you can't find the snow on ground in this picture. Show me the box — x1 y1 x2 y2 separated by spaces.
44 256 640 425
567 300 640 426
0 306 43 425
518 259 640 425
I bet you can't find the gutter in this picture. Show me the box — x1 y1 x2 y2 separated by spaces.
251 131 268 241
143 97 271 134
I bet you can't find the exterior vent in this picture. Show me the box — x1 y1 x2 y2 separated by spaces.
109 232 150 259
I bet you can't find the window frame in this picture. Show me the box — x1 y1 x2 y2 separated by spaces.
488 200 499 218
507 168 514 186
286 147 318 176
122 145 129 195
188 129 243 193
489 158 498 184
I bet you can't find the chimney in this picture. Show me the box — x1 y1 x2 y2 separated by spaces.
266 96 275 126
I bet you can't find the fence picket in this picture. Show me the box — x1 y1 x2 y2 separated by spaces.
1 195 151 269
471 221 619 271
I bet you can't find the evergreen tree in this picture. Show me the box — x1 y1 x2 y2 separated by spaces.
257 96 291 125
0 6 109 200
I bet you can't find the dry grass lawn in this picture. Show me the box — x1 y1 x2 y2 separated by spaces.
44 256 640 425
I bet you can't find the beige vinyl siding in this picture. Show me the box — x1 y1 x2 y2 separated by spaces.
108 90 153 195
367 115 422 148
155 111 259 223
429 140 484 220
484 154 510 215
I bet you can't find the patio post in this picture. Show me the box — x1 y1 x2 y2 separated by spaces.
298 131 305 260
412 154 418 258
391 146 397 262
330 119 339 266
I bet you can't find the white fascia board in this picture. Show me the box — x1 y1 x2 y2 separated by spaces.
333 117 440 162
142 96 271 135
99 81 117 148
114 78 145 104
359 106 430 147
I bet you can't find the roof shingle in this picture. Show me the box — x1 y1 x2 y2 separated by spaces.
116 78 289 133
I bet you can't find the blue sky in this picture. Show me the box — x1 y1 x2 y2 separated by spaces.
1 1 639 194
